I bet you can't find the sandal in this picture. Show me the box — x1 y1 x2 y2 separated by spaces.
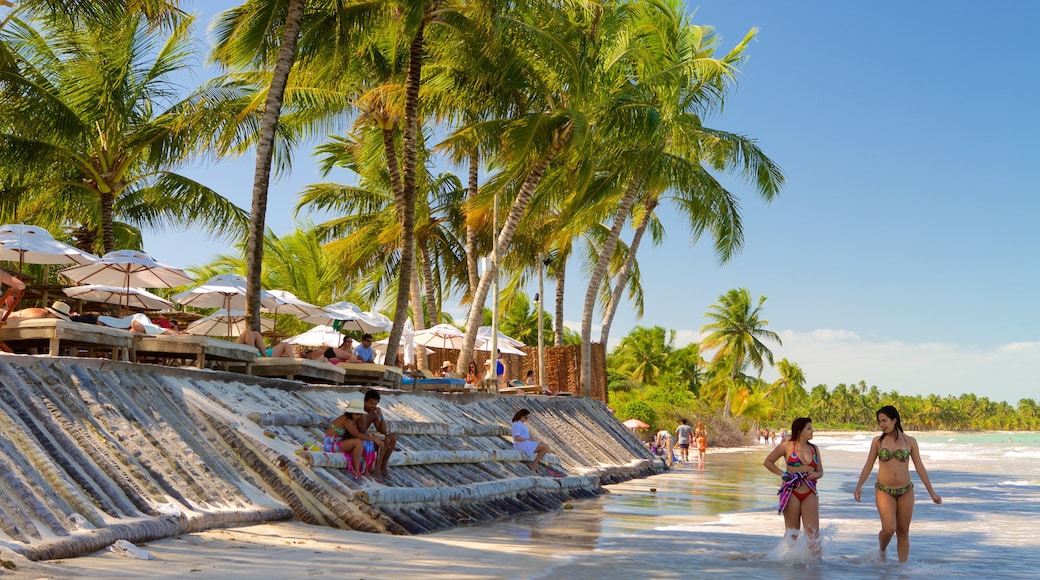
545 468 566 478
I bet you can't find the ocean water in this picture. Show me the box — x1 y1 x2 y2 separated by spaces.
463 431 1040 579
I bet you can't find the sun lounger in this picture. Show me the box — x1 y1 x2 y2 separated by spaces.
246 358 346 384
335 362 403 388
133 335 258 372
403 376 474 393
498 384 545 395
0 318 133 360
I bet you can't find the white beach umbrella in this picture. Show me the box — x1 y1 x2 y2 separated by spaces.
476 326 525 348
284 325 344 348
59 249 194 289
412 323 466 350
0 224 99 269
171 273 282 310
63 284 174 311
184 309 275 337
302 301 392 334
373 337 433 364
476 339 527 356
263 289 327 319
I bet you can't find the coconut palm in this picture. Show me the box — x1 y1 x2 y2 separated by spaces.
610 326 675 386
766 358 808 412
0 10 247 254
699 288 781 417
209 0 307 335
296 128 468 363
578 2 782 397
444 1 604 373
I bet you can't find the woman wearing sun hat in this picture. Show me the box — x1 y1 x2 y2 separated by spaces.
325 391 382 480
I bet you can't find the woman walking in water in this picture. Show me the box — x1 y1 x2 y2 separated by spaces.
854 405 942 562
763 417 823 557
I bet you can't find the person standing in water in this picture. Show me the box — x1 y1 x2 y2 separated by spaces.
853 405 942 562
694 421 708 463
763 417 823 557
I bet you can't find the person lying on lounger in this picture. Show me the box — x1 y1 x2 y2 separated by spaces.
237 329 296 357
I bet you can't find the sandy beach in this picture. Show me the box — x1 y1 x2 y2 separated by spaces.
9 432 1040 579
5 519 578 579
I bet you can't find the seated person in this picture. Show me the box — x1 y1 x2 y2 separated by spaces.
353 333 375 363
438 360 454 377
524 369 536 385
360 389 396 483
323 392 371 481
464 361 480 385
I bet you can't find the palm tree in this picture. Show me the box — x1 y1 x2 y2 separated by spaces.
767 358 808 412
209 0 307 335
444 1 596 373
699 288 781 417
609 326 675 386
0 10 246 253
579 2 782 397
1 0 184 31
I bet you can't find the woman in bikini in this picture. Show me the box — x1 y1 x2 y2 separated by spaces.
854 405 941 562
324 392 378 481
763 417 822 556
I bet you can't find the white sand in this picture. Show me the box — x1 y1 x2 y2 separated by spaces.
4 518 582 579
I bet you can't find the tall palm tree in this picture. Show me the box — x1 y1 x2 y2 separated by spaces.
209 0 307 335
0 10 246 253
578 2 782 397
443 1 599 373
699 287 781 417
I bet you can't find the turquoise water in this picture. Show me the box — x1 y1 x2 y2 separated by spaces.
471 432 1040 579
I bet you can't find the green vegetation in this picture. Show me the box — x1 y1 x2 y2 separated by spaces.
1 1 781 377
608 289 1040 437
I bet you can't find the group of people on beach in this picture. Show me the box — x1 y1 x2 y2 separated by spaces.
238 330 376 364
322 396 564 483
763 405 942 562
652 419 707 466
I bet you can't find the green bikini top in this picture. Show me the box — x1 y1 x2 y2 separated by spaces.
878 443 910 462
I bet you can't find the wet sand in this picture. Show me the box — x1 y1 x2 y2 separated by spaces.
3 453 758 580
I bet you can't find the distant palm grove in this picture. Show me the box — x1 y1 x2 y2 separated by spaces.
0 1 783 392
608 288 1040 433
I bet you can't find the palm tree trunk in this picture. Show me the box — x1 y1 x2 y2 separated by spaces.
456 123 572 373
579 175 641 396
244 0 304 331
421 245 438 326
382 127 404 209
465 150 480 297
600 198 656 345
409 246 426 370
99 190 116 254
385 7 429 368
553 252 567 346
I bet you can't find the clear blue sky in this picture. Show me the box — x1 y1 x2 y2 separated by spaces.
147 1 1039 404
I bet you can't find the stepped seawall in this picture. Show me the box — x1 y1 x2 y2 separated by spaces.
0 354 659 561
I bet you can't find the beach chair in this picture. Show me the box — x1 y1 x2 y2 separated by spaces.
0 318 134 360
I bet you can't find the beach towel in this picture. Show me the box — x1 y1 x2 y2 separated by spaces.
776 471 817 514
